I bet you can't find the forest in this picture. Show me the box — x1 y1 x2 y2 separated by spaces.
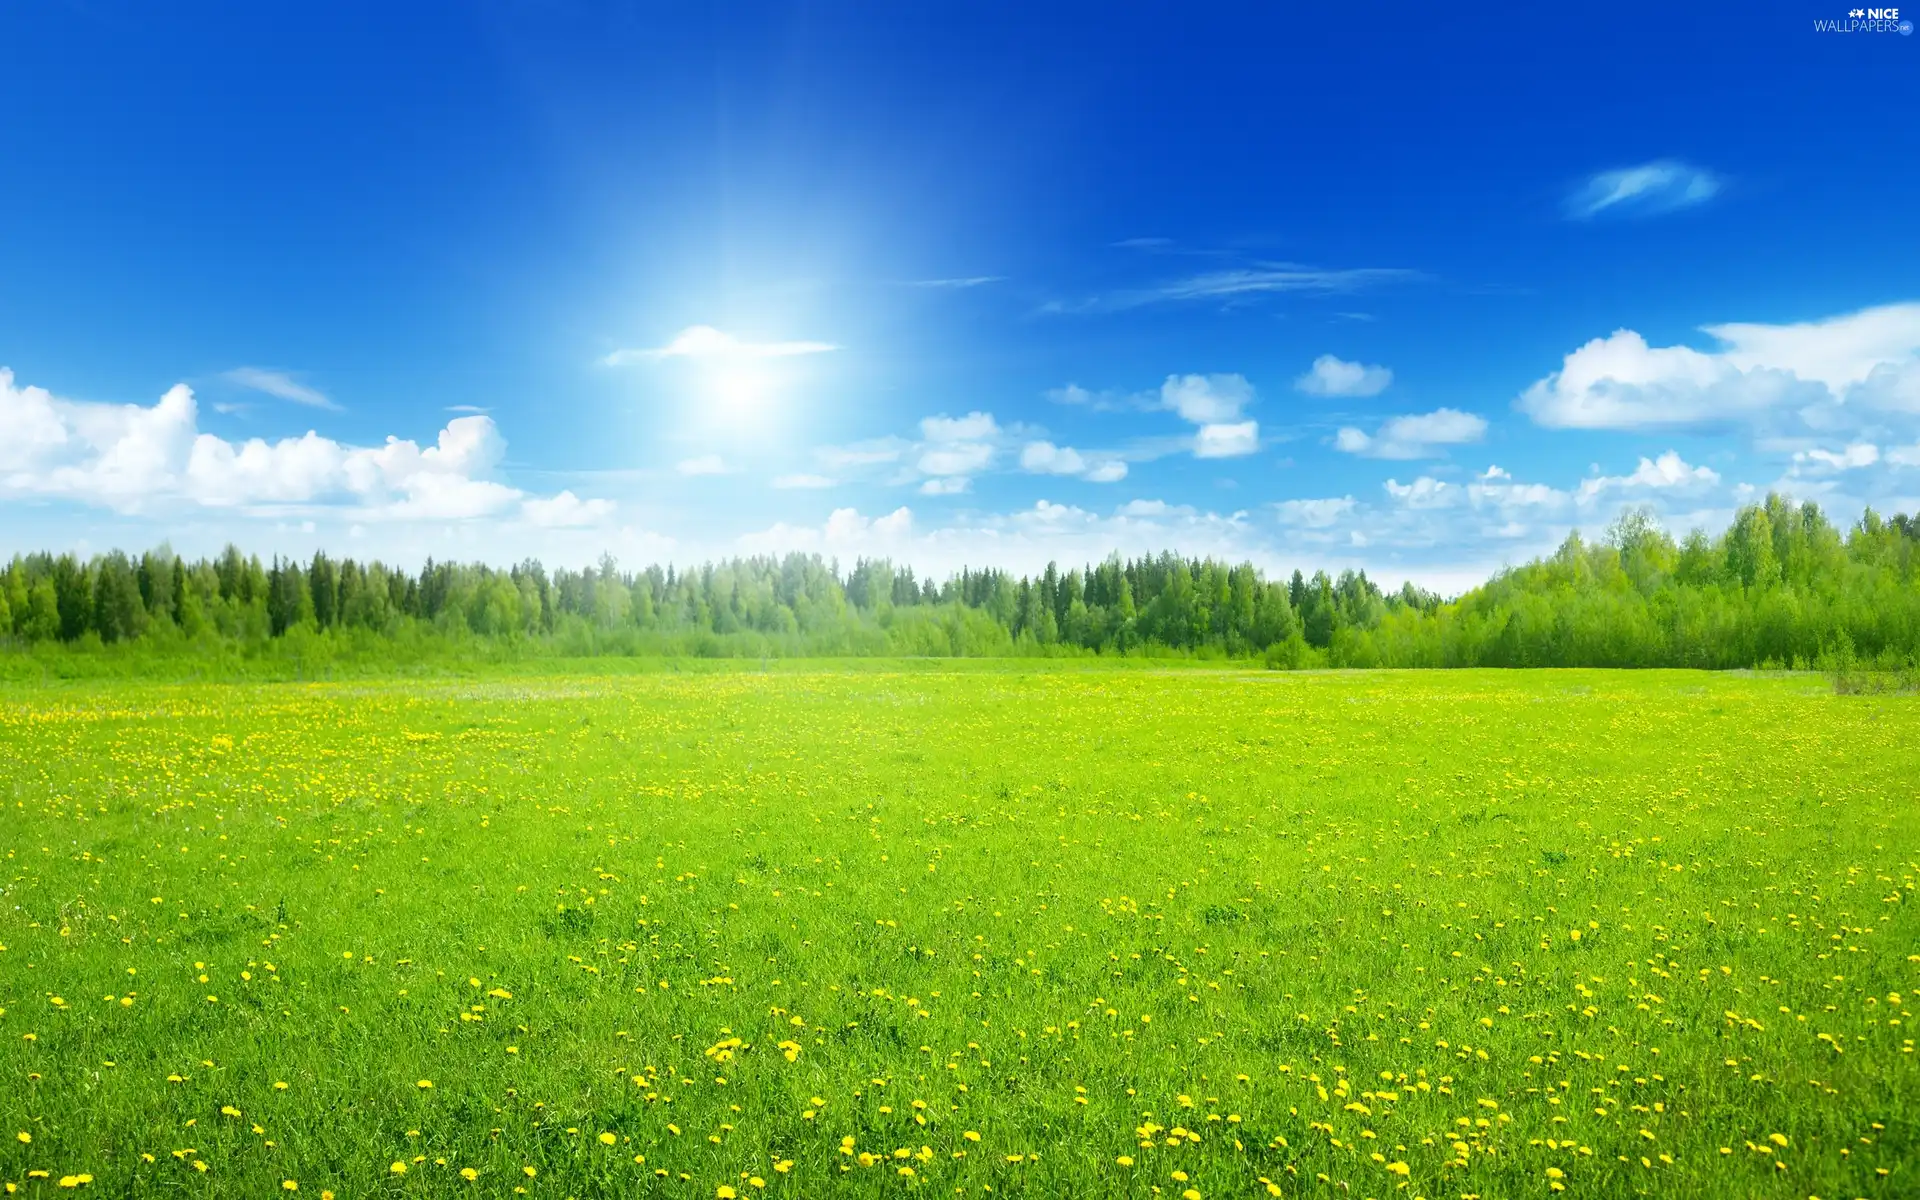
2 495 1917 671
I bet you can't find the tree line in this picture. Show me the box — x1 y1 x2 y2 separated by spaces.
2 495 1917 670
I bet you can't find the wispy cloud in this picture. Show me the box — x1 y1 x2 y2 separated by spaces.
604 325 838 366
771 473 837 489
907 276 1005 289
1565 160 1721 220
1046 264 1419 314
817 437 909 469
1275 496 1357 528
1046 383 1149 413
223 367 338 411
445 404 490 414
676 454 730 476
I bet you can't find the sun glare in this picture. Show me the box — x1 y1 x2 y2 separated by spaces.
708 363 774 417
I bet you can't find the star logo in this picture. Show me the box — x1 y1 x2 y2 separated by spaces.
1849 7 1864 14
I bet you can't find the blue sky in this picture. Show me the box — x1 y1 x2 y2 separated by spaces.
3 1 1917 590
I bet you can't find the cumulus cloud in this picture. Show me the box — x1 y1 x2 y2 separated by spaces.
1565 160 1721 220
0 368 610 525
917 442 994 477
1794 443 1880 471
1335 408 1487 459
1160 374 1251 423
1575 451 1720 502
603 325 838 365
1295 354 1393 397
736 506 913 556
914 411 999 486
918 476 971 496
1383 476 1455 508
521 490 617 527
223 367 339 411
1518 303 1920 430
1193 421 1259 459
1153 374 1261 459
1019 440 1127 482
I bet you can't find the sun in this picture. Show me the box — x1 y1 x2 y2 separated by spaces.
707 363 775 418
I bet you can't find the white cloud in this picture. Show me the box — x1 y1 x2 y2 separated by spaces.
914 411 998 485
1383 476 1455 508
1466 476 1568 509
817 438 907 469
1887 443 1920 467
0 368 603 524
1021 441 1085 475
917 442 993 477
1518 303 1920 430
1193 421 1259 458
909 276 1004 289
1019 440 1127 482
1480 465 1510 480
1045 382 1145 412
224 367 339 411
445 404 491 414
604 325 838 366
1565 160 1721 220
676 455 730 476
1160 373 1252 423
1794 443 1880 471
1335 408 1487 459
1085 266 1420 311
1276 496 1356 527
1575 451 1720 502
920 412 1001 443
772 473 836 489
521 490 617 527
737 506 913 557
1295 354 1393 397
918 476 971 496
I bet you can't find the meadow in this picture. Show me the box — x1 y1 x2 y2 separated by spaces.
0 665 1914 1199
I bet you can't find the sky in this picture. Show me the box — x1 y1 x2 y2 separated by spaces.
2 1 1918 593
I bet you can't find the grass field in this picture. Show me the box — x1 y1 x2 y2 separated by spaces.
1 666 1915 1199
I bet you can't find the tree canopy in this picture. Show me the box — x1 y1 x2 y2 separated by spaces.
3 497 1917 670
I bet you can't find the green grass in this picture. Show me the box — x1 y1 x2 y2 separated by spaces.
1 666 1915 1199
